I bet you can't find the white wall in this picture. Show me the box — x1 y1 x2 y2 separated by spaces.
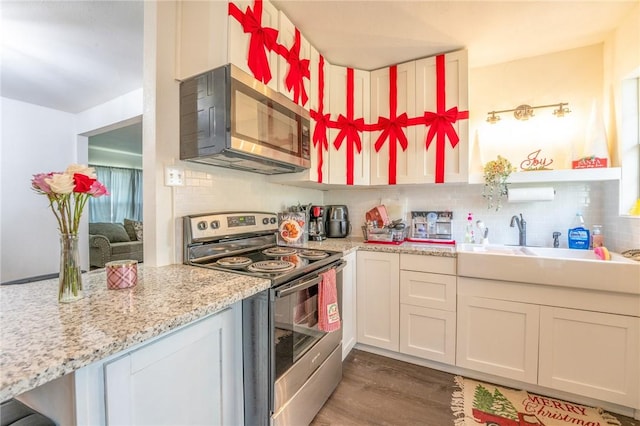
1 98 77 282
0 89 143 283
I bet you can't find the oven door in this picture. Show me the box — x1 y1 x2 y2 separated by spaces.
271 261 345 421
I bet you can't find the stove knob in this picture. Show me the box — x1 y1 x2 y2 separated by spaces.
262 218 269 225
197 221 208 231
270 217 277 224
210 220 220 229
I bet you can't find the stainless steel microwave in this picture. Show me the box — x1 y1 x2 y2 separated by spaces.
180 64 311 174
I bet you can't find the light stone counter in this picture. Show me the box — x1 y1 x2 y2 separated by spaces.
0 264 270 402
305 236 457 258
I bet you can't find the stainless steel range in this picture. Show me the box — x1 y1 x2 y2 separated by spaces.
183 211 344 426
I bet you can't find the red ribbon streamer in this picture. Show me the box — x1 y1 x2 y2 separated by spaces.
228 0 279 84
330 68 371 185
373 65 410 185
310 56 328 183
422 54 469 183
284 28 310 106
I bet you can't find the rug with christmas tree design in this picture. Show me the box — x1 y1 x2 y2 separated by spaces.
452 376 621 426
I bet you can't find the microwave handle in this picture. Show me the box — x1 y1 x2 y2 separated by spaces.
275 260 347 298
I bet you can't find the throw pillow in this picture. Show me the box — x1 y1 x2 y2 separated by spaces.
89 223 131 243
124 218 143 241
123 219 137 241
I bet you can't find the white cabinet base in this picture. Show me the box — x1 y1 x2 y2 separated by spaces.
400 304 455 364
456 296 539 384
539 306 640 407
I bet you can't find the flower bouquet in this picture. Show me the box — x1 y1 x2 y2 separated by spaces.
482 156 515 211
32 164 109 302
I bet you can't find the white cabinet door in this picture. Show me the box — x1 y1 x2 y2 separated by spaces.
539 306 640 408
328 65 371 185
457 296 539 384
175 0 229 80
341 251 357 360
356 251 399 351
228 0 280 91
400 304 456 364
276 10 311 108
414 50 469 183
370 61 416 185
177 0 280 84
104 309 241 426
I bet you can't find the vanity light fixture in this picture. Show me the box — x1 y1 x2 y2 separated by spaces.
486 102 570 124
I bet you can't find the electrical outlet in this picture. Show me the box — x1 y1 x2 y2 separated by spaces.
165 166 184 186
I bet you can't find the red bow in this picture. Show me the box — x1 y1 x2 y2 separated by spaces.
310 110 330 150
284 29 310 106
228 0 278 84
374 113 409 152
423 107 466 150
332 115 365 153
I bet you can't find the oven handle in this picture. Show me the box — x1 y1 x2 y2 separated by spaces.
275 260 346 298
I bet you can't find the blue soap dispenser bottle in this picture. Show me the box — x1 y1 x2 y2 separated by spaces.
568 212 590 249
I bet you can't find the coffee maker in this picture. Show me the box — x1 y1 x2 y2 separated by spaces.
308 205 327 241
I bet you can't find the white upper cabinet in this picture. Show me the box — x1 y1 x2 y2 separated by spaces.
276 11 311 108
176 0 230 80
328 65 371 185
177 0 280 91
415 50 469 183
307 48 331 183
370 62 417 185
228 0 280 91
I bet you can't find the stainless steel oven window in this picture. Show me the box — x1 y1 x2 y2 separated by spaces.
274 277 325 379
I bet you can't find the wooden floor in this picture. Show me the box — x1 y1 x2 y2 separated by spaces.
311 349 638 426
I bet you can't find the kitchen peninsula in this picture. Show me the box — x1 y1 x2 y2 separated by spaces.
0 265 270 424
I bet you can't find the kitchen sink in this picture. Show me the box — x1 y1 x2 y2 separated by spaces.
457 243 640 294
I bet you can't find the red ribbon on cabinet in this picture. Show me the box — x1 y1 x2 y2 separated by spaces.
330 68 376 185
310 55 329 183
373 65 410 185
283 28 310 106
422 54 469 183
228 0 279 84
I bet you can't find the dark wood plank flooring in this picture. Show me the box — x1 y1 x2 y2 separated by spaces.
311 349 638 426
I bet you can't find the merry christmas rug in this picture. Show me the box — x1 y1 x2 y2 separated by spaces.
452 376 621 426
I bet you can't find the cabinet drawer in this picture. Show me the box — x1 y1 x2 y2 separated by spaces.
400 254 455 275
400 271 456 311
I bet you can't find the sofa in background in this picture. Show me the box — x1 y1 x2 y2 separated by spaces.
89 220 143 268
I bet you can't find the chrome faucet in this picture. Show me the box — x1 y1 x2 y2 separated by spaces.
510 214 527 246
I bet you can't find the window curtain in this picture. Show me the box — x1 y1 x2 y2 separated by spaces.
89 165 143 223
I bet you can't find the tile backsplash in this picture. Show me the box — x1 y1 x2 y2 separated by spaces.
173 163 638 254
324 180 639 252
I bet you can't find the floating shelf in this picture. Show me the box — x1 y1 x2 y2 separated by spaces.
468 167 621 185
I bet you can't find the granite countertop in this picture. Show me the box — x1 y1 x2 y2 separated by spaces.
0 240 452 402
305 236 457 258
0 264 270 402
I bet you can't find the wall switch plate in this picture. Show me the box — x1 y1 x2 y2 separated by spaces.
165 166 185 186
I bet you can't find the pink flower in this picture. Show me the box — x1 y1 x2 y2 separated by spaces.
88 180 109 197
32 173 54 194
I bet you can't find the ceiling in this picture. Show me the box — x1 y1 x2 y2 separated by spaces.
1 0 637 115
